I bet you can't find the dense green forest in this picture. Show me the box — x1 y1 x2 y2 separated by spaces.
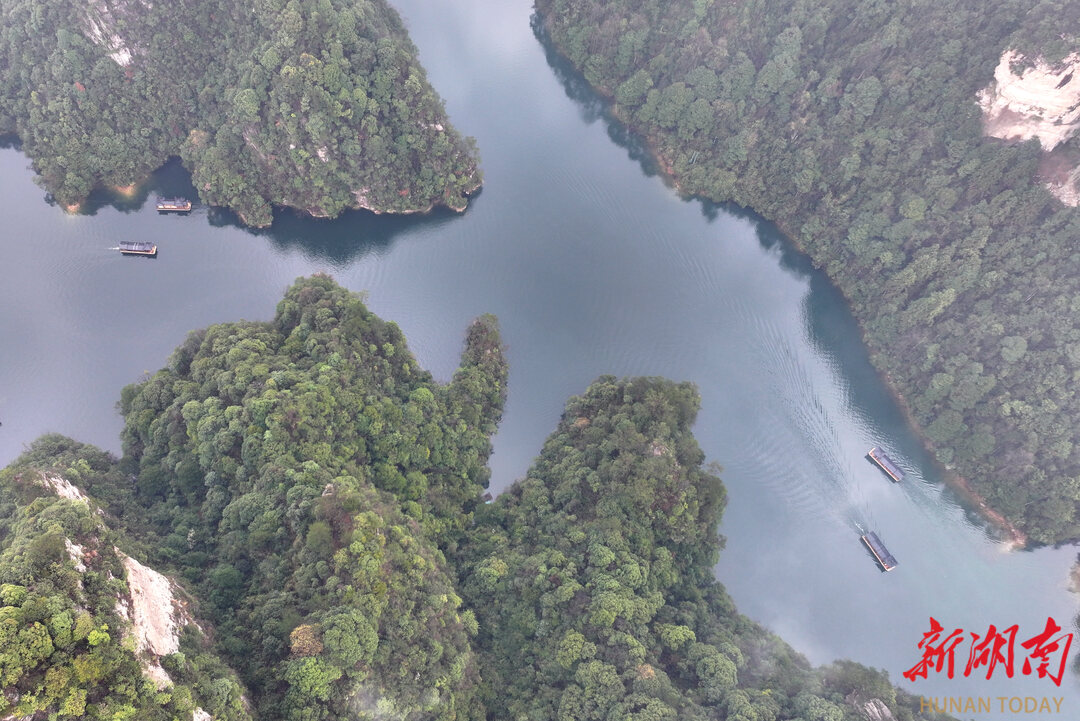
114 276 508 719
0 0 481 225
0 437 251 721
534 0 1080 545
0 277 951 720
455 376 943 721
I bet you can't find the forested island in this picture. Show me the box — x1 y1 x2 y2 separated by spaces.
0 277 950 721
534 0 1080 546
0 0 481 226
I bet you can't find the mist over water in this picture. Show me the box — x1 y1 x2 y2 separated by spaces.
1 0 1078 714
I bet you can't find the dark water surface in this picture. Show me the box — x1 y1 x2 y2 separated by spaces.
1 0 1078 713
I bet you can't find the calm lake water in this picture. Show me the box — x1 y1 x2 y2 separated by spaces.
1 0 1078 713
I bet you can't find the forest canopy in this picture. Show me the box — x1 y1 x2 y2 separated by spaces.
0 0 481 226
534 0 1080 545
0 277 952 721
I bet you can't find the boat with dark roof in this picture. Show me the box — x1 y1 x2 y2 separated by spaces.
118 241 157 257
861 531 898 571
867 446 903 482
156 197 192 212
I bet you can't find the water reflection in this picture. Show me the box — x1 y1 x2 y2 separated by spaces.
170 158 471 265
528 3 1024 554
2 0 1078 710
521 0 1079 706
531 13 663 181
248 204 464 266
530 8 816 285
30 153 470 266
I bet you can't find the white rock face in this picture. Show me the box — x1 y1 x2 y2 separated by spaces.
978 50 1080 151
39 472 88 502
860 698 896 721
82 0 150 67
118 552 194 688
1045 162 1080 206
64 538 87 573
846 693 897 721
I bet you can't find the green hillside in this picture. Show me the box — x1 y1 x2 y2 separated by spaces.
0 0 481 225
0 277 951 721
0 436 251 721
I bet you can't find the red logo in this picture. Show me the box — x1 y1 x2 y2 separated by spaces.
903 617 1073 686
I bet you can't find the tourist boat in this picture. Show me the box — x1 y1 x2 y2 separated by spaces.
867 446 903 482
861 531 898 571
118 241 157 257
156 197 192 212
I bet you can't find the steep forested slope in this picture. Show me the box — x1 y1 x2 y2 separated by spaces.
0 436 250 721
456 376 945 721
0 0 481 225
113 276 507 720
534 0 1080 544
0 277 952 720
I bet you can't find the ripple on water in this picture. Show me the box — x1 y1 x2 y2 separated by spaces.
558 167 631 229
729 428 834 523
46 219 116 293
657 228 726 299
740 319 875 528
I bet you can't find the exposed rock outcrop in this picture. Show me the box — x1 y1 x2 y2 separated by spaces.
978 50 1080 205
64 537 87 573
847 692 897 721
37 471 88 502
116 551 196 688
1041 149 1080 206
82 0 149 67
33 467 199 689
978 50 1080 150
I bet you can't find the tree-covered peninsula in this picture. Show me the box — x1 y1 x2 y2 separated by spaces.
0 0 481 226
534 0 1080 544
455 376 944 721
0 277 951 721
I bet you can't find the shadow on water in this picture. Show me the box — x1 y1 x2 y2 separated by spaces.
797 228 1016 543
529 6 1012 545
59 156 466 265
530 12 815 283
221 202 465 266
530 13 661 180
167 157 466 265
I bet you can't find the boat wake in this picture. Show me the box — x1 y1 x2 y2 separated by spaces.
749 320 881 532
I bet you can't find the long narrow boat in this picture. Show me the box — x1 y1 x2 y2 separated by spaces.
861 531 898 571
867 446 903 482
118 241 157 257
156 197 192 212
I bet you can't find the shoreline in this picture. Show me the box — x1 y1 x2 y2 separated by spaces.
11 131 482 228
537 17 1030 549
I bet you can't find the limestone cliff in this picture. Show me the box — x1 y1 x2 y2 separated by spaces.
0 457 246 721
979 50 1080 149
115 551 197 689
34 471 199 689
82 0 149 67
978 50 1080 205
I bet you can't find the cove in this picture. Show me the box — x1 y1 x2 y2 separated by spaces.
0 0 1078 715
